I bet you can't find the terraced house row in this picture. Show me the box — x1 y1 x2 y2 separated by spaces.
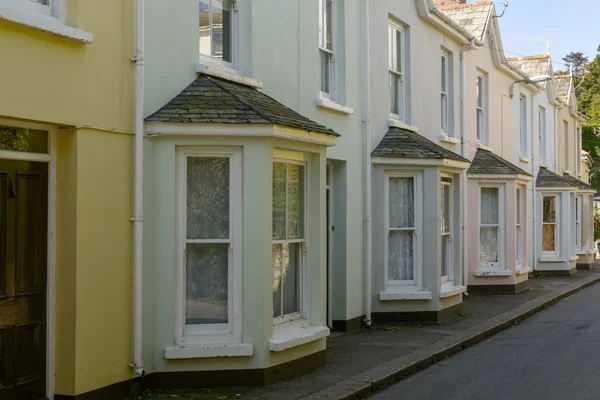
0 0 592 398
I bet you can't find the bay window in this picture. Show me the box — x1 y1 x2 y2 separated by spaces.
199 0 234 64
272 160 306 325
542 195 558 255
389 21 406 120
178 147 242 343
319 0 335 97
440 177 452 282
480 187 500 268
386 174 421 286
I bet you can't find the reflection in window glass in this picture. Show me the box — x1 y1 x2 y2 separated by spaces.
199 0 232 62
0 126 48 154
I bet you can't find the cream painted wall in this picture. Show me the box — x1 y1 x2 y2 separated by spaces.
556 106 579 175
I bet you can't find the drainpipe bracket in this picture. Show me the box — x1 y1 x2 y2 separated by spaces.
130 217 143 222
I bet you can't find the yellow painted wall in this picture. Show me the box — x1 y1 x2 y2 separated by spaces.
0 0 135 396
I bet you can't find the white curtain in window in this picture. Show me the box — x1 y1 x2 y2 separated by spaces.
388 177 415 280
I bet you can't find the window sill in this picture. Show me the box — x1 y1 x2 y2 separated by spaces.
439 285 467 298
316 97 354 115
539 163 550 168
388 119 419 133
476 143 494 152
569 255 579 262
440 134 460 144
516 265 533 275
0 6 92 43
563 170 572 175
539 256 565 263
519 156 530 163
588 249 597 255
196 62 262 89
379 290 433 301
164 342 253 360
576 250 588 255
474 269 512 277
269 325 330 352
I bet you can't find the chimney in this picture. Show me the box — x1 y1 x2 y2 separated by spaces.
434 0 467 7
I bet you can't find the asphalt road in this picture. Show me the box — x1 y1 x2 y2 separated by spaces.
372 283 600 400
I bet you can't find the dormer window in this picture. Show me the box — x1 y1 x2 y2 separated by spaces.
199 0 234 64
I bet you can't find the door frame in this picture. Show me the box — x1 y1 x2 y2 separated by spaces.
0 118 56 399
326 161 334 329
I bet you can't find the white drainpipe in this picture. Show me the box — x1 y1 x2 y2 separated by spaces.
362 0 372 327
130 0 145 378
530 93 537 272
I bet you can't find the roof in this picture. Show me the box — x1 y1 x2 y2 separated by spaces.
468 148 532 176
146 75 339 136
561 173 595 191
199 11 222 28
554 74 571 103
536 167 577 188
436 1 493 40
506 55 550 78
371 127 469 163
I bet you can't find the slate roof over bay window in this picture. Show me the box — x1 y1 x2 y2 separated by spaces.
147 75 339 137
372 127 469 163
561 172 595 191
468 148 531 177
536 167 577 188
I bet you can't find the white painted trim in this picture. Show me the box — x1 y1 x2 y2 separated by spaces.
316 97 354 115
0 5 92 43
576 251 588 256
515 266 533 275
269 326 330 352
371 156 469 169
439 134 460 144
538 256 565 263
0 149 52 162
467 173 532 182
439 285 467 298
165 342 253 359
519 156 530 163
196 63 262 89
388 119 418 133
378 290 433 300
563 170 572 175
569 255 579 262
473 269 512 277
476 142 494 152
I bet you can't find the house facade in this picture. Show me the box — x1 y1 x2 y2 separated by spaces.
0 1 135 399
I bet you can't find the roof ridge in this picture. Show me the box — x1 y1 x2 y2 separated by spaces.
506 54 549 61
436 0 492 10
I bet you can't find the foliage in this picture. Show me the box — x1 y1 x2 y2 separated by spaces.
575 45 600 119
0 126 29 152
595 206 600 241
562 51 589 87
582 125 600 188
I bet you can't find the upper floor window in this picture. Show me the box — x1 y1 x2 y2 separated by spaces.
2 0 59 18
520 94 527 157
199 0 234 65
476 73 487 144
441 51 449 135
389 21 407 121
319 0 335 98
563 120 569 171
539 106 547 164
576 127 581 176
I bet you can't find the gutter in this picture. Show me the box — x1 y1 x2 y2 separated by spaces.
130 0 145 378
362 0 373 327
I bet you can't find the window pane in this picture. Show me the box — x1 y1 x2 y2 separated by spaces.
441 234 450 278
320 50 331 93
441 94 448 132
477 110 483 141
480 226 499 262
199 0 232 62
272 244 283 317
272 163 287 240
441 55 446 91
282 243 301 315
476 76 482 106
199 1 211 57
0 127 47 154
388 231 413 281
542 224 556 251
187 157 229 240
441 184 450 233
325 0 333 51
480 188 499 225
389 177 414 228
186 243 228 325
516 189 521 225
287 164 305 239
390 73 399 114
543 197 556 223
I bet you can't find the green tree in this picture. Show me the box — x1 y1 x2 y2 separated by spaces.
577 45 600 117
0 126 29 152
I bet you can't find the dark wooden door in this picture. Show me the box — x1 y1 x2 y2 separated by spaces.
0 160 47 400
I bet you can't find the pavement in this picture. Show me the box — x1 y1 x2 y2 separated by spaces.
146 266 600 400
372 280 600 400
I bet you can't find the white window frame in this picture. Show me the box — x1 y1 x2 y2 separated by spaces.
389 20 406 122
516 186 524 266
272 156 309 327
440 175 453 284
0 0 62 19
384 171 423 290
479 185 503 270
542 194 559 257
319 0 335 99
198 0 239 70
539 106 547 164
174 146 243 346
476 73 487 145
520 94 528 157
575 194 583 251
441 51 450 135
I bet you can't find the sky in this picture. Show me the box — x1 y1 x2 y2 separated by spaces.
496 0 599 72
